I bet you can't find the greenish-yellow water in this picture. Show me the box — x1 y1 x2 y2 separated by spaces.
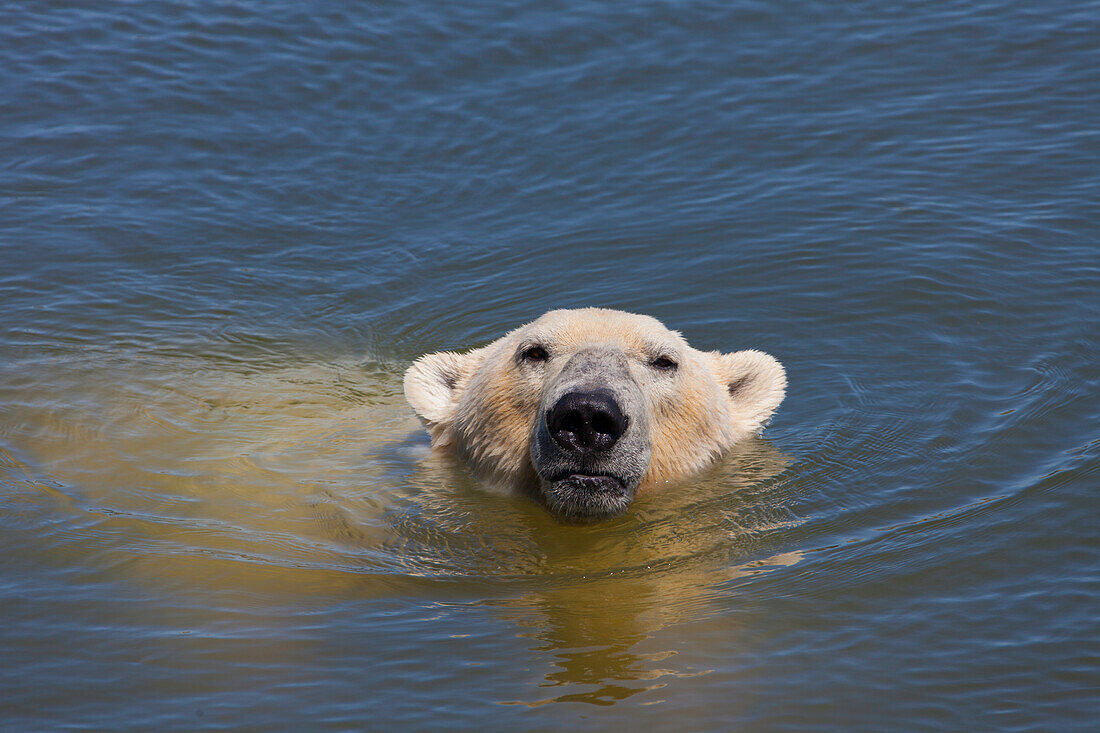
2 351 804 717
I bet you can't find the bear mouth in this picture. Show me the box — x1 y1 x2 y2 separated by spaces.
541 472 634 522
555 472 624 492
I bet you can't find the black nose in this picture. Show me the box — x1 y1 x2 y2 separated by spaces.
547 390 627 454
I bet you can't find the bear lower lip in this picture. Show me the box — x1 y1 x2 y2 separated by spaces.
569 474 621 493
554 473 624 493
541 472 634 522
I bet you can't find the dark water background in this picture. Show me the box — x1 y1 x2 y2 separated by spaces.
2 1 1098 729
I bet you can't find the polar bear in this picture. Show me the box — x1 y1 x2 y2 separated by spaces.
404 308 786 521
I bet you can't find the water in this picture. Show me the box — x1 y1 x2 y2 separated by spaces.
2 0 1098 729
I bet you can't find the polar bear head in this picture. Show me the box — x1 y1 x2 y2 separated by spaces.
404 309 786 521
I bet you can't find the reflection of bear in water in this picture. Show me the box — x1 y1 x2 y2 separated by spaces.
405 309 786 520
402 437 802 706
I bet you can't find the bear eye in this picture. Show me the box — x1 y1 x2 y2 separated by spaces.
521 345 549 363
651 355 678 372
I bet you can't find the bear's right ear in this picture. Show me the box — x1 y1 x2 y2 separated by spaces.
403 348 485 426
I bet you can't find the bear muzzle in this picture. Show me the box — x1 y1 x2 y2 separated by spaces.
532 384 651 521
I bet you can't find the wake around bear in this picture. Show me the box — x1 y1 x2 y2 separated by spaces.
404 308 786 521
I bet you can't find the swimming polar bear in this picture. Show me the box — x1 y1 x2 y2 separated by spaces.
404 308 785 521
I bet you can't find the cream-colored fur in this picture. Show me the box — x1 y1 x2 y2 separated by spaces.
404 308 786 493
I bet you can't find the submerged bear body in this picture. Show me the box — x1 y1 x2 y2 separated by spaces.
404 309 786 521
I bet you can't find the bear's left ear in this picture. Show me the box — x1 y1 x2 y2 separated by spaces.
710 349 787 433
403 347 486 427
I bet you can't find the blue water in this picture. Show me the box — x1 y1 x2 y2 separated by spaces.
1 1 1098 729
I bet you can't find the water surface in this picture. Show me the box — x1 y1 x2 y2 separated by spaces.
1 0 1098 729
